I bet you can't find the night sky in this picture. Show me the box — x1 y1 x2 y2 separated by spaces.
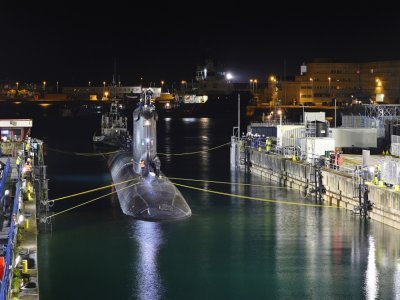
1 2 399 87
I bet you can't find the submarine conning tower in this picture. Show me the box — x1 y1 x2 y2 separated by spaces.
132 90 158 175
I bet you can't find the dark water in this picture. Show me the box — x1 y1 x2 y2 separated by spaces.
2 102 400 299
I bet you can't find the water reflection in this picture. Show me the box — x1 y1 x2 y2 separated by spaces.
365 235 378 300
395 259 400 300
133 221 164 300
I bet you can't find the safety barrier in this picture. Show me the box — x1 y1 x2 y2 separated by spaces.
0 163 21 300
238 137 354 174
381 157 400 186
391 135 400 157
0 158 10 198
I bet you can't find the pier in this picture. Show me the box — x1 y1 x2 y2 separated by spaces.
231 139 400 230
0 119 48 299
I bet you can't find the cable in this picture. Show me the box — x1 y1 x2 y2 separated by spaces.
50 177 140 202
172 182 343 209
47 181 139 219
45 141 230 157
158 142 230 156
168 176 289 189
44 146 122 157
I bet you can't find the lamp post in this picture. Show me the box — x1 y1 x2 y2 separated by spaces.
309 77 313 102
328 77 331 101
249 79 253 93
301 103 305 124
43 81 46 91
56 81 59 93
278 109 282 126
334 98 337 128
16 82 19 91
254 79 258 93
161 80 164 92
88 81 91 87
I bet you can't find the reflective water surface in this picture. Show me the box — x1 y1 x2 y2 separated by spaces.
2 105 398 300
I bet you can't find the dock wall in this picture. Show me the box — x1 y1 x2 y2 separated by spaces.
244 149 400 230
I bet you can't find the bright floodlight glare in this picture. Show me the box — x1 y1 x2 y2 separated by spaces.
226 73 233 80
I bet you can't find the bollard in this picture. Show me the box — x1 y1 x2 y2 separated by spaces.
22 260 28 273
25 218 29 230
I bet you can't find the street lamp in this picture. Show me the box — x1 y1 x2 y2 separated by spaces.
328 77 331 101
278 109 282 126
88 81 91 87
249 79 254 93
161 80 164 92
254 79 258 92
181 80 187 89
309 77 313 102
56 81 59 93
43 81 46 91
16 82 19 91
334 98 337 128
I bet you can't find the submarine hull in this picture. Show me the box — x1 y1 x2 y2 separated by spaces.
108 151 192 221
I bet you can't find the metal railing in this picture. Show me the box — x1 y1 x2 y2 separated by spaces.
0 158 10 197
236 136 354 174
0 163 21 300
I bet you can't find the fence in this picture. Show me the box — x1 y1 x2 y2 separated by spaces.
237 137 354 175
0 163 21 300
0 158 10 197
381 157 400 186
391 135 400 157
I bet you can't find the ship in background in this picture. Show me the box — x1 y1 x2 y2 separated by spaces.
155 59 251 118
92 100 129 148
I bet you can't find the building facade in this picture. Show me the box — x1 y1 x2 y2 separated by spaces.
268 59 400 105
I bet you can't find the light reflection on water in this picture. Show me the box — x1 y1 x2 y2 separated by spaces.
132 221 164 300
365 235 378 300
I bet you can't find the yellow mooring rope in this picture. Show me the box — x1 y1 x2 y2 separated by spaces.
47 181 140 219
47 176 342 219
50 177 140 202
172 182 343 209
44 146 122 157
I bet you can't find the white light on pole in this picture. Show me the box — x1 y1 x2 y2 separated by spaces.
237 93 241 168
328 77 331 100
278 109 282 126
334 98 337 128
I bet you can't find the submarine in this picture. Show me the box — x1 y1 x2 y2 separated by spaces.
108 90 192 221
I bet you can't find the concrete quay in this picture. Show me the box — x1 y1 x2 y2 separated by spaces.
244 149 400 230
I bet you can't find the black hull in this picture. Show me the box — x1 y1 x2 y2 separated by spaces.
108 151 191 221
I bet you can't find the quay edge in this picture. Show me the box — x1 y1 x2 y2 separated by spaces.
235 147 400 230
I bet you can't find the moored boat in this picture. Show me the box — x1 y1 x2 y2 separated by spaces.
92 100 129 148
